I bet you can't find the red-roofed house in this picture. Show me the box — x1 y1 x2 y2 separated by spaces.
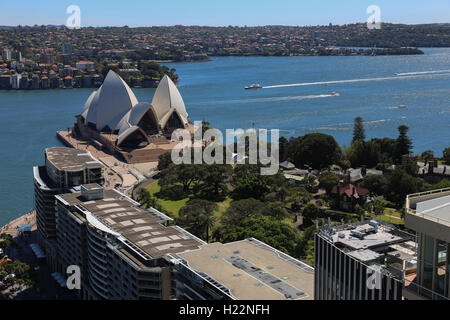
331 183 368 211
76 61 95 71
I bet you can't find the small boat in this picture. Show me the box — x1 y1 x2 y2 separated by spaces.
245 84 262 90
331 92 340 96
397 105 407 109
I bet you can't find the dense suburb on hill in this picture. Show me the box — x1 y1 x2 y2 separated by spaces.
1 23 448 62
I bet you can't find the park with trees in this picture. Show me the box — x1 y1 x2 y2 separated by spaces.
137 118 449 266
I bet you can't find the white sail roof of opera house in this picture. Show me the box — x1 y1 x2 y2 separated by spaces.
151 74 189 128
83 70 139 131
80 71 190 139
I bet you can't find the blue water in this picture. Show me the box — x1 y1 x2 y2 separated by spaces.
0 48 449 226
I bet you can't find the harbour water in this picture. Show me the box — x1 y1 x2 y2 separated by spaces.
0 48 449 226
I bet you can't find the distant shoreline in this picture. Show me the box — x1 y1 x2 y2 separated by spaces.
0 48 427 91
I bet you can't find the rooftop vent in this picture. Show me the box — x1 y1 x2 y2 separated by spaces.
81 184 104 201
350 230 365 239
369 220 379 228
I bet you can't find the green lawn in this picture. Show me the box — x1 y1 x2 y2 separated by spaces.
214 197 232 221
378 208 404 225
146 180 232 223
146 181 189 218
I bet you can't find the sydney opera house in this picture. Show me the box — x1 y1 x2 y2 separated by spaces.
72 70 193 163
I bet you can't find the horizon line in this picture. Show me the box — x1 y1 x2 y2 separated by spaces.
1 21 450 28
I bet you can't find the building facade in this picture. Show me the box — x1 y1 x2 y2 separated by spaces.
33 147 104 269
54 186 202 300
315 219 415 300
404 188 450 300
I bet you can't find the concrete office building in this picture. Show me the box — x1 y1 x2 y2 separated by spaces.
33 147 104 269
315 219 416 300
404 188 450 300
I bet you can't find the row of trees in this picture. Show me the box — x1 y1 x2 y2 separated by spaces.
279 123 416 170
350 118 450 206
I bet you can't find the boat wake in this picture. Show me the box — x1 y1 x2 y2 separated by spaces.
279 118 394 134
395 69 450 76
193 93 338 106
263 72 450 89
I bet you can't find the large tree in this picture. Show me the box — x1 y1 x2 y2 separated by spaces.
200 164 232 200
287 133 341 169
221 198 266 225
362 174 388 196
177 200 218 242
213 216 301 257
159 163 206 193
420 150 435 163
352 117 366 142
395 125 413 163
319 172 340 194
386 167 421 205
302 203 321 221
157 152 172 171
346 140 381 168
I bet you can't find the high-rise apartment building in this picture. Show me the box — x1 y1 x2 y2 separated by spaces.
11 73 21 89
33 147 104 269
404 188 450 300
2 48 11 61
55 186 202 300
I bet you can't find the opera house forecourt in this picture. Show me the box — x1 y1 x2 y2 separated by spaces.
70 70 193 163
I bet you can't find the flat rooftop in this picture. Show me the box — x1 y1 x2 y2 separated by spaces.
416 194 450 225
406 189 450 241
81 183 103 190
320 220 415 271
57 189 202 260
46 147 103 171
176 238 314 300
330 223 405 250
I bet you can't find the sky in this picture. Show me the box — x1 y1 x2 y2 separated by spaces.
0 0 449 27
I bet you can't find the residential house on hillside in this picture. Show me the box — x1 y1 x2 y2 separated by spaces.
331 183 369 211
347 167 383 183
